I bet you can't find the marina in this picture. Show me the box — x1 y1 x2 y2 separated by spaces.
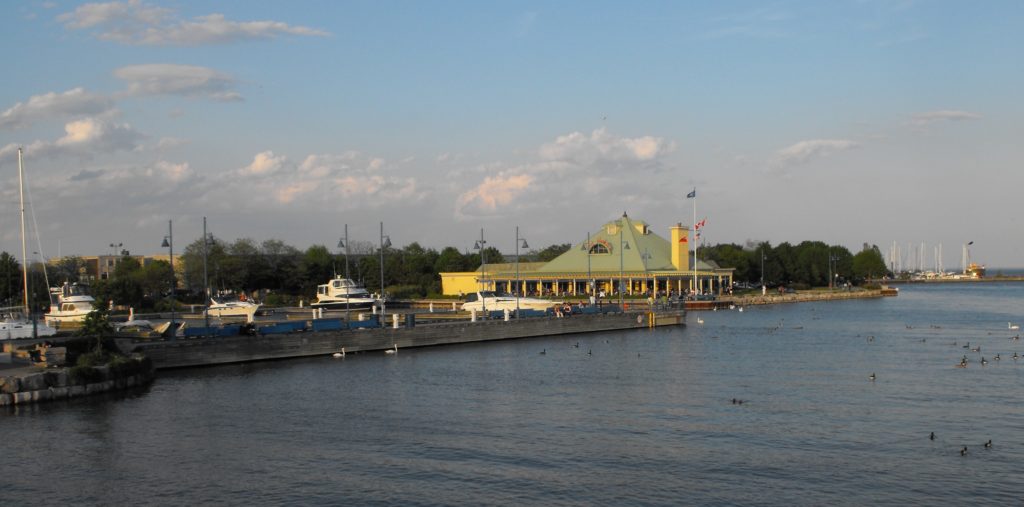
3 283 1022 504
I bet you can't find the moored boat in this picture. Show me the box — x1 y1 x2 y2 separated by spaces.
461 291 561 313
206 295 261 322
45 282 97 327
311 276 377 309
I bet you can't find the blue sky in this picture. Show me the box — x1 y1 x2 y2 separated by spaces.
1 0 1022 270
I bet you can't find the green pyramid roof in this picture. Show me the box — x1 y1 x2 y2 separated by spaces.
539 213 684 274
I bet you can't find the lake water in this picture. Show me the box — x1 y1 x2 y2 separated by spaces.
3 283 1024 505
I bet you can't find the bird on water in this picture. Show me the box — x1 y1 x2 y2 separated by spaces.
984 439 992 448
385 344 397 355
869 373 876 381
930 432 935 441
332 347 346 358
960 446 968 456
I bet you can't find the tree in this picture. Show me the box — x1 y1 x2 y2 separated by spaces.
535 243 572 262
300 245 334 295
0 252 21 307
852 245 888 282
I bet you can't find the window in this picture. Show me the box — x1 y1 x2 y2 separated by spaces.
589 244 610 254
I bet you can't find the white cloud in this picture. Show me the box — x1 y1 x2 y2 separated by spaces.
241 150 287 175
221 151 420 208
0 87 115 129
539 127 675 166
774 139 860 167
910 110 982 126
114 64 242 101
452 128 676 219
0 117 143 160
59 1 328 46
455 173 535 217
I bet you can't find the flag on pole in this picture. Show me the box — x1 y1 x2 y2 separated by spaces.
686 188 696 199
695 218 706 230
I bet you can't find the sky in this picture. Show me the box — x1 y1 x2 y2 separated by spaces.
1 0 1022 270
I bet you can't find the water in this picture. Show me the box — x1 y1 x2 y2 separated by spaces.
3 284 1024 505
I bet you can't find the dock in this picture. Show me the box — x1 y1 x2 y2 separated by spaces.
117 306 686 370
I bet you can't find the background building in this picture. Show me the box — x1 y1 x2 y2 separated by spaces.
441 213 734 298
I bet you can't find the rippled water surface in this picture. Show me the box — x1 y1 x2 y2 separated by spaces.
4 283 1024 505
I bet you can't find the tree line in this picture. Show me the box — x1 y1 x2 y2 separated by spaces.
0 237 888 312
700 241 889 289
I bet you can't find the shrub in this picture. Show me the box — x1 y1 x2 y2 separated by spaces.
69 365 102 385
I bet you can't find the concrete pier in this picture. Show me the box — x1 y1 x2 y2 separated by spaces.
119 308 685 370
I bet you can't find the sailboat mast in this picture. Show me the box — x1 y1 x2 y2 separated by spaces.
17 148 29 315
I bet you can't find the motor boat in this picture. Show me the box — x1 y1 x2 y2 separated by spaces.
206 294 261 322
45 282 97 327
461 291 560 313
311 276 378 310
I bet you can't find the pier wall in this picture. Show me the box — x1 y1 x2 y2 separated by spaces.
124 310 684 370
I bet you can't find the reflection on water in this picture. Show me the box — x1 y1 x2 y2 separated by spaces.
3 283 1024 505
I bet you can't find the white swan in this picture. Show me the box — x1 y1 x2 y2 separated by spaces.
332 347 346 358
696 317 704 325
384 344 398 355
1009 322 1019 330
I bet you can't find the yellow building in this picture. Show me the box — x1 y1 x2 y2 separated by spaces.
441 213 734 298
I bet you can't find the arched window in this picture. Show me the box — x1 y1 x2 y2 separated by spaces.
589 243 609 255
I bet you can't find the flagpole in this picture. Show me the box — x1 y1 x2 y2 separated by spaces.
692 189 697 297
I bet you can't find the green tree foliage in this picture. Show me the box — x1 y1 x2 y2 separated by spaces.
300 245 334 295
535 243 572 262
77 305 114 353
851 245 888 282
0 252 19 307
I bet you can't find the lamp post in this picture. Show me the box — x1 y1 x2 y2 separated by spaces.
642 249 652 296
109 242 122 257
760 247 766 293
202 217 210 333
379 222 391 327
474 228 487 314
515 226 528 317
161 220 175 337
618 217 630 307
337 224 350 325
585 233 593 299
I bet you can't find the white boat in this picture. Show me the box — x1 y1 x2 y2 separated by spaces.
206 295 260 322
311 276 377 309
3 148 56 339
45 282 97 327
0 309 57 340
461 291 560 313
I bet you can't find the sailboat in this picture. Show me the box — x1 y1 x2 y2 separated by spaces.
1 148 57 340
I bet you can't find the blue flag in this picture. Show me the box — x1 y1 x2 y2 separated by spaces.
686 188 696 199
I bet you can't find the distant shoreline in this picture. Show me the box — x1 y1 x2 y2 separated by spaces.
870 277 1024 284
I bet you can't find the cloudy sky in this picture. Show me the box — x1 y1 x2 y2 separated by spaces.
2 1 1022 269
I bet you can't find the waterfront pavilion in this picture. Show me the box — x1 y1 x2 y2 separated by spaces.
440 213 735 298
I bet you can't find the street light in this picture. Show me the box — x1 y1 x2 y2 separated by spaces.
641 249 652 296
474 228 487 314
580 231 593 300
337 224 350 325
515 226 528 317
160 220 175 338
618 217 631 307
109 242 123 256
379 222 391 327
202 217 211 333
760 247 766 293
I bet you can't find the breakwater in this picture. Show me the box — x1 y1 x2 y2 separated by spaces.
119 308 685 370
0 356 155 407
